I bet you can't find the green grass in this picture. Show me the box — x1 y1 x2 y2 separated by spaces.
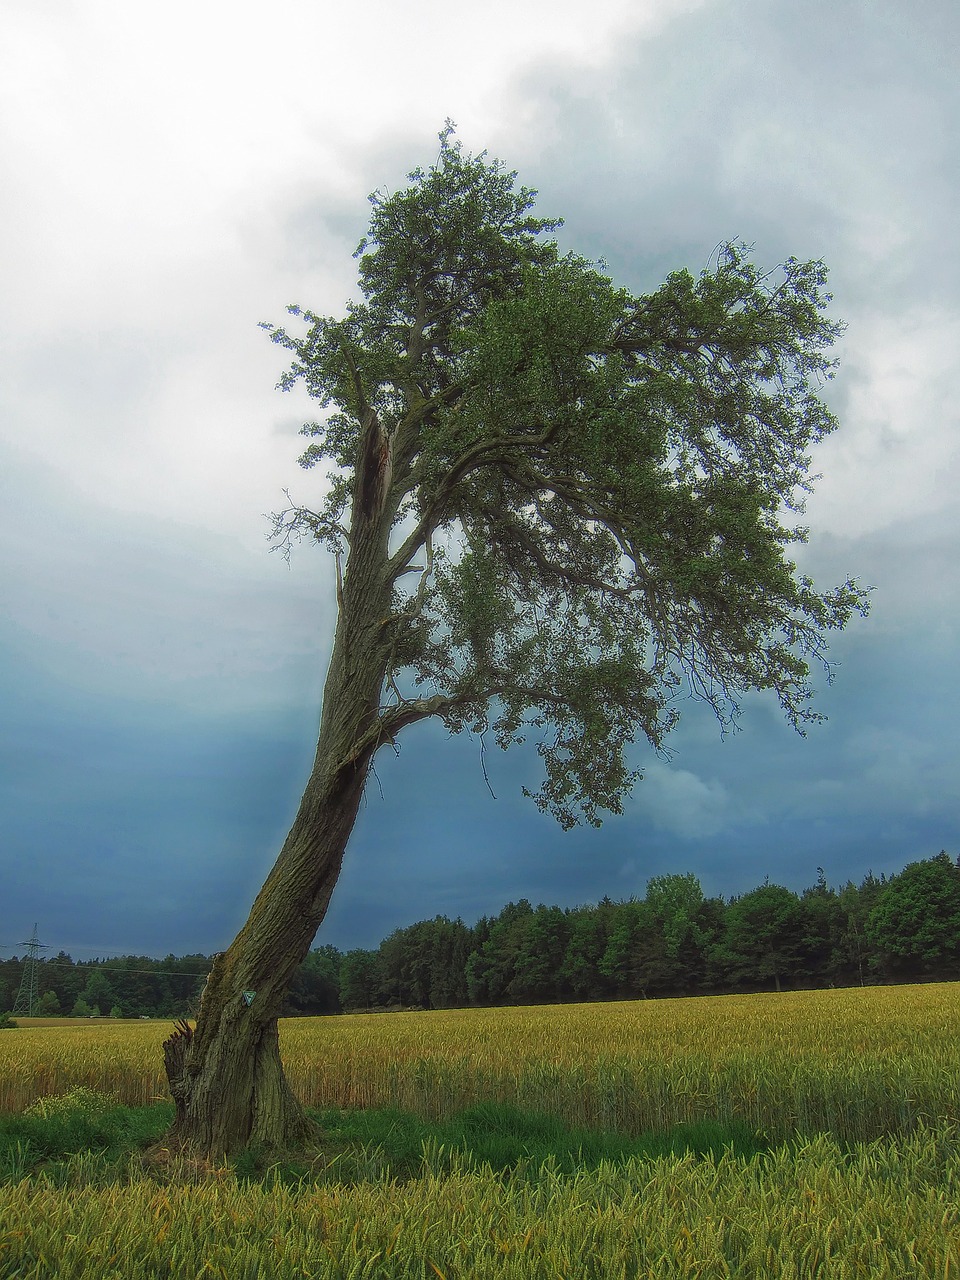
0 1089 170 1183
0 1089 768 1188
301 1100 769 1182
1 1091 956 1278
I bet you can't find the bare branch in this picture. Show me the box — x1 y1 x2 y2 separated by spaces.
267 491 350 563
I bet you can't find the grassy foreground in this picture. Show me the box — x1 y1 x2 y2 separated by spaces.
0 1089 958 1279
1 985 958 1277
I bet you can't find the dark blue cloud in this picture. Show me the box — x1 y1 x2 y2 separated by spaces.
3 576 956 961
2 0 958 967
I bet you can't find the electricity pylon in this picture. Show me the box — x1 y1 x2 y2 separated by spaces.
12 924 49 1017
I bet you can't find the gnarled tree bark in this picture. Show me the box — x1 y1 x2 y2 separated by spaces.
163 444 396 1158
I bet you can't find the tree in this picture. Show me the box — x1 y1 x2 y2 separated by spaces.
643 872 716 991
427 917 472 1009
798 867 849 986
719 883 806 993
599 899 664 996
38 953 82 1014
463 900 535 1004
559 901 616 1000
80 970 116 1018
163 125 868 1157
337 950 380 1012
508 905 570 1003
866 852 960 979
286 945 343 1016
36 990 61 1016
600 896 701 997
831 872 884 986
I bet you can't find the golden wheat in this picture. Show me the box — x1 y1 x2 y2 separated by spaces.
3 985 959 1277
1 1129 958 1278
280 984 960 1141
2 984 958 1142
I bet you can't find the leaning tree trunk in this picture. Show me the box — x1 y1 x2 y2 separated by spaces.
162 757 368 1157
163 473 396 1159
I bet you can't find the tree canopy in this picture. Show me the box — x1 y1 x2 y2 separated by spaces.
266 124 868 829
165 126 870 1158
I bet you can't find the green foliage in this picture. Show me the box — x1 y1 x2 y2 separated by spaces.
0 954 207 1023
285 943 343 1015
303 1102 768 1183
867 851 960 974
508 905 570 1003
558 904 616 1000
0 1090 170 1182
332 853 958 1010
25 1086 119 1121
339 949 382 1011
0 1010 17 1030
266 126 869 830
798 869 849 984
719 883 806 993
0 1137 36 1180
36 990 61 1016
79 969 116 1016
464 900 535 1004
1 856 954 1025
1 1093 765 1189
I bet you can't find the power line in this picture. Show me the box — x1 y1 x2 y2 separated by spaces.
1 947 211 979
2 958 210 980
52 962 211 979
0 947 209 983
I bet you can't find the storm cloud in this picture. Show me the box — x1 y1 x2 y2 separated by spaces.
1 0 957 958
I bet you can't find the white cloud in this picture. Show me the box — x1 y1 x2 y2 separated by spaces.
0 0 708 543
632 761 733 839
809 307 960 538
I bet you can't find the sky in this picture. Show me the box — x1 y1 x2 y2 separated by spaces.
1 0 958 961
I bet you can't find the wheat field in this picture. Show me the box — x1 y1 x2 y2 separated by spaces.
3 983 959 1142
2 984 958 1278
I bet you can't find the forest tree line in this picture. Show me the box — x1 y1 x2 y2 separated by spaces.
3 852 958 1020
